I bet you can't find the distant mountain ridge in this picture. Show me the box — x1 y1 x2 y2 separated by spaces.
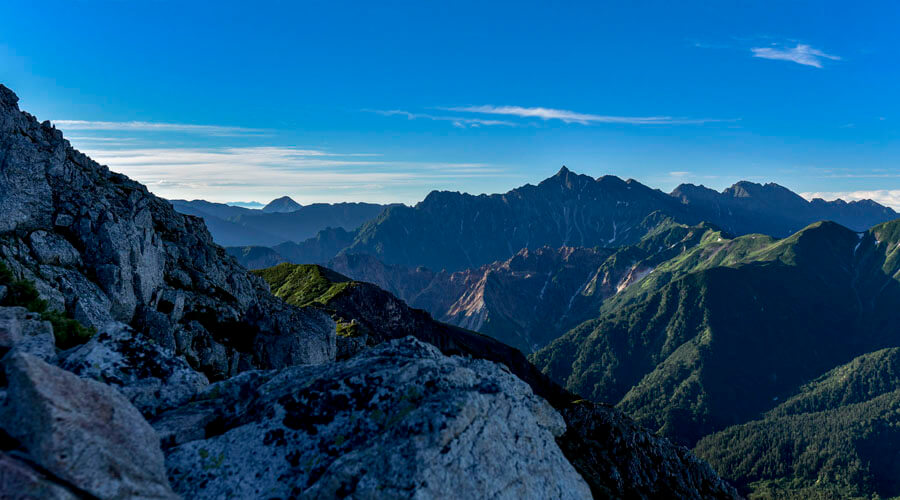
231 167 896 273
261 195 302 213
170 198 389 246
671 180 897 237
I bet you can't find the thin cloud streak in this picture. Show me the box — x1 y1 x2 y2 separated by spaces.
368 110 516 128
54 120 266 136
750 44 840 68
73 144 512 203
442 105 731 125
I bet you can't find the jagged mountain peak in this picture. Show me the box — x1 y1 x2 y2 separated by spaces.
538 166 598 190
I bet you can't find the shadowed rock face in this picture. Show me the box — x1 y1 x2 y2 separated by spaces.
0 84 335 381
557 401 741 500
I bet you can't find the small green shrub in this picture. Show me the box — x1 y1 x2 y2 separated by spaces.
0 260 94 349
41 309 95 349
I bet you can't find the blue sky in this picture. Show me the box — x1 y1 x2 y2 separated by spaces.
3 1 899 207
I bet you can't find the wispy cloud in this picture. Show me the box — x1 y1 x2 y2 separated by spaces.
367 110 516 128
750 43 840 68
70 143 511 203
54 120 265 136
801 190 900 210
441 105 731 125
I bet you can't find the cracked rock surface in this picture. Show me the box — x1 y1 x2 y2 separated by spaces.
157 336 592 500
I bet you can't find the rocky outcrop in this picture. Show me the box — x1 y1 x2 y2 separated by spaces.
59 322 209 417
0 307 56 361
157 337 592 499
0 351 176 499
0 84 335 381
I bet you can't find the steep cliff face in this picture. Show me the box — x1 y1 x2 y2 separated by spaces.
0 84 335 381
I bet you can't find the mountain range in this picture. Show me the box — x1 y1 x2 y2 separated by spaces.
170 198 388 247
227 167 897 274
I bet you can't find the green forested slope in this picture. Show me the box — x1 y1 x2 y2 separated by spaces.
695 349 900 499
532 219 900 497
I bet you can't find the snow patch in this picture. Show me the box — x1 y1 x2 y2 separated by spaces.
537 272 553 301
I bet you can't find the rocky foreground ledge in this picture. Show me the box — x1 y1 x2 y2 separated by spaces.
0 83 739 499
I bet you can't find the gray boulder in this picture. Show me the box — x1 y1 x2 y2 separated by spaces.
0 306 56 361
0 351 177 499
60 321 209 417
158 337 591 499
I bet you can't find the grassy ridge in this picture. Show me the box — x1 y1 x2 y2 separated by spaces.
253 263 355 308
252 263 362 337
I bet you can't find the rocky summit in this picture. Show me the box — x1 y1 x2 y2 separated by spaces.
0 83 740 499
0 84 335 382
